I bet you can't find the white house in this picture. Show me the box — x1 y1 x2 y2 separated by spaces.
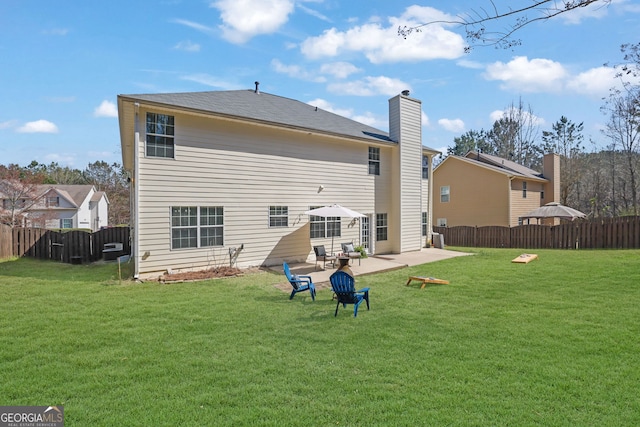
117 86 439 278
8 185 109 231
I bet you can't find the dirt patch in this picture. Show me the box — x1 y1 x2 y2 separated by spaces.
159 266 254 283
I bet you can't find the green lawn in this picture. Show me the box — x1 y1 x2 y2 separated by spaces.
1 249 639 426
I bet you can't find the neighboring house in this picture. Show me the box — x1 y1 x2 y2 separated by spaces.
117 87 440 278
1 184 109 231
433 151 560 227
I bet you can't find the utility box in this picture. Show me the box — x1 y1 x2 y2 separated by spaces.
103 242 124 261
432 233 445 249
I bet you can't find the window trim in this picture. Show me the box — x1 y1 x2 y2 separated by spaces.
522 181 527 198
268 206 289 228
376 213 388 241
422 155 429 180
440 186 450 203
309 205 341 239
170 206 224 250
368 147 380 176
146 112 175 159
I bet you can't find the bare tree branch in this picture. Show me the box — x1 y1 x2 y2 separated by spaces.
398 0 611 50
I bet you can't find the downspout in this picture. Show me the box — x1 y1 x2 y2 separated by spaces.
133 102 141 279
428 154 435 243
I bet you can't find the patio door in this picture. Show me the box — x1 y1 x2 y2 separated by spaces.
360 215 374 255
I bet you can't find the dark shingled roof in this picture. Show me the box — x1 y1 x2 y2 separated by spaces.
119 89 393 143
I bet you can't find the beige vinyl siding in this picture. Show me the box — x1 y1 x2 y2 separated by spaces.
373 145 395 254
397 97 422 252
433 157 510 226
509 179 546 226
136 109 376 274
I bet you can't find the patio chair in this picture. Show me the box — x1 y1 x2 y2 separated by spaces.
313 245 336 270
340 242 361 266
329 270 370 317
283 262 316 301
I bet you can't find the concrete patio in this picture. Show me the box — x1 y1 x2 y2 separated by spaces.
274 248 473 290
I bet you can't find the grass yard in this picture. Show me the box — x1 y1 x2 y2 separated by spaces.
1 249 639 426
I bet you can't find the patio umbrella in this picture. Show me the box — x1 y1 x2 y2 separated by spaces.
304 204 365 254
521 202 587 222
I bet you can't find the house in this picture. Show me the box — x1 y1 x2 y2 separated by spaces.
432 151 560 227
1 184 110 231
117 86 439 278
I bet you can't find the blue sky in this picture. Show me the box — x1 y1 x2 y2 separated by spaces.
1 0 639 168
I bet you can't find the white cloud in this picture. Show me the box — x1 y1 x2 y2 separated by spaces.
174 40 201 52
271 59 326 82
297 3 331 22
422 111 431 127
566 66 622 97
438 118 465 133
16 120 59 134
319 62 361 79
306 98 386 128
327 76 410 96
300 6 466 64
484 56 568 93
173 19 217 36
559 0 611 24
0 120 18 130
212 0 295 44
489 109 545 126
93 100 118 118
180 74 241 89
44 153 75 166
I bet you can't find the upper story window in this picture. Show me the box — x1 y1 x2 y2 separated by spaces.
146 112 175 158
47 196 59 207
522 181 527 198
422 155 429 179
368 147 380 175
440 186 450 203
269 206 288 227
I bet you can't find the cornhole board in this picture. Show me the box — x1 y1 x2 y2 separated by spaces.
512 253 538 264
406 276 450 289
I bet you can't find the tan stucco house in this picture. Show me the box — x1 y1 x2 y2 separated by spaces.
117 87 439 278
433 151 560 227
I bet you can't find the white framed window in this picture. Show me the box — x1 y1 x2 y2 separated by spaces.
171 206 223 249
422 155 429 179
376 213 387 241
47 196 59 207
437 218 447 227
309 206 340 239
146 112 175 158
422 212 428 236
368 147 380 175
269 206 288 227
440 186 450 203
61 218 73 229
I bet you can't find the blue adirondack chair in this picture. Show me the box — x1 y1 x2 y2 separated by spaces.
283 262 316 301
329 270 370 317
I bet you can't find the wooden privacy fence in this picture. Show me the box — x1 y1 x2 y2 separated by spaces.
2 227 130 263
433 216 640 249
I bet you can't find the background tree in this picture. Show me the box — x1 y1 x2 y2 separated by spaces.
541 116 585 206
448 129 491 155
399 1 611 50
0 164 46 228
601 86 640 216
